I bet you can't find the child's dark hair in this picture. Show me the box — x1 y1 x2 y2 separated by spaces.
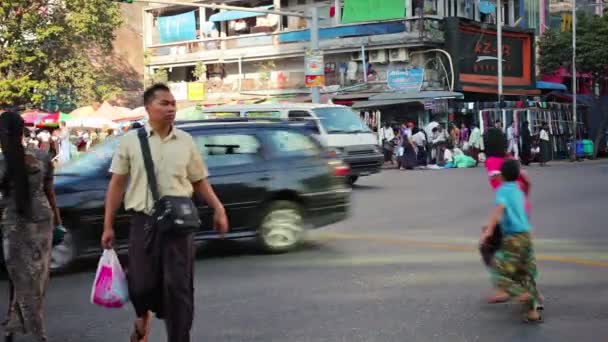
484 127 507 157
500 159 520 182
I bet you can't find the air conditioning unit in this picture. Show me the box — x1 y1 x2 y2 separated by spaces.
369 49 388 64
351 51 363 61
389 48 410 62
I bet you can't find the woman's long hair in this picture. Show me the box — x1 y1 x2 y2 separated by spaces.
484 127 507 158
0 111 31 216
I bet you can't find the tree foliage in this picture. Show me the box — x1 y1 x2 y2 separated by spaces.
0 0 124 107
539 13 608 80
538 13 608 157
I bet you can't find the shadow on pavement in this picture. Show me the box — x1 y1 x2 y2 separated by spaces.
0 238 336 279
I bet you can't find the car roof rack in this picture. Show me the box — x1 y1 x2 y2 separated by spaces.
176 117 319 126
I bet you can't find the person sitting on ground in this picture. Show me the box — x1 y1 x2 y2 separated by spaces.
480 159 542 323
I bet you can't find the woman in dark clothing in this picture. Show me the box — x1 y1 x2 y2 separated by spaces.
520 121 532 165
0 112 62 342
539 122 551 166
402 129 417 170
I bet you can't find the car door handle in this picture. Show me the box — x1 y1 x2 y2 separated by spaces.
259 175 272 181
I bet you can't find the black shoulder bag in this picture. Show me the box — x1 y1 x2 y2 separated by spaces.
137 128 201 235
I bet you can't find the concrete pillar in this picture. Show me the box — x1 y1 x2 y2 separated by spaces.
334 0 342 25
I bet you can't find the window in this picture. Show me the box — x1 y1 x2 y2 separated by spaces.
265 130 321 158
245 111 281 118
194 134 262 168
312 107 372 134
56 138 118 175
288 111 312 119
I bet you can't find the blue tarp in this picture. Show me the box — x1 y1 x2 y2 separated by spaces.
279 22 406 43
536 81 568 91
158 11 197 43
209 5 273 22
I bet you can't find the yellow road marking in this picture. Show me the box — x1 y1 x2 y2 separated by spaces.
320 233 608 268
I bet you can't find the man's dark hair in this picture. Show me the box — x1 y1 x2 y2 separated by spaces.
131 122 143 129
143 83 171 106
500 159 520 182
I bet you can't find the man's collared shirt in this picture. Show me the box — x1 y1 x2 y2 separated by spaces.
110 124 208 214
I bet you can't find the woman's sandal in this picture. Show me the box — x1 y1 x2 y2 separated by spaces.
523 311 543 323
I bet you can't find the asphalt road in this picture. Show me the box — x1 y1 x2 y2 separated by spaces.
2 160 608 342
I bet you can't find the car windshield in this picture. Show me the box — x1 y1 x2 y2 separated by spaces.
56 138 118 175
313 107 371 134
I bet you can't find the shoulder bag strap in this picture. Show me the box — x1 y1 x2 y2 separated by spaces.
137 128 161 202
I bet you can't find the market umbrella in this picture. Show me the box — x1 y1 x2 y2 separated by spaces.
37 112 60 128
21 110 49 126
66 117 118 130
70 106 96 118
114 106 146 122
176 105 207 121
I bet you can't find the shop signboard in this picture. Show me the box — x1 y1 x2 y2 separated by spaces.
386 68 424 92
187 82 206 101
305 49 325 87
444 18 536 93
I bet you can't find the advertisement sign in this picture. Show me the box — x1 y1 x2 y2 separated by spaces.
386 68 424 92
444 18 535 91
305 75 325 87
169 82 188 101
305 49 324 76
187 82 206 101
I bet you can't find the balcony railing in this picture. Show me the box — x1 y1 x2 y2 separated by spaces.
146 17 445 63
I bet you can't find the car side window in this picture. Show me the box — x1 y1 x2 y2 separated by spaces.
288 111 312 120
193 134 263 168
265 130 320 158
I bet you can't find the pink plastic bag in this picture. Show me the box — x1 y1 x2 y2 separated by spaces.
90 249 129 308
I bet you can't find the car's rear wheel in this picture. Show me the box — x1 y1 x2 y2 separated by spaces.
347 175 359 185
257 201 304 253
50 228 77 272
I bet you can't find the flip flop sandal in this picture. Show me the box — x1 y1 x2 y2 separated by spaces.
130 323 147 342
523 314 544 324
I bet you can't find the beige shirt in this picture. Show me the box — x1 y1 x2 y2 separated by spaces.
110 124 208 214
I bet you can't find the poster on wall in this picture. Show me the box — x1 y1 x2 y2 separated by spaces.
158 11 197 44
187 83 206 101
305 49 325 87
386 68 424 92
169 82 188 101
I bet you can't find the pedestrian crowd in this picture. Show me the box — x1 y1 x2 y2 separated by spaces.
379 119 552 170
0 85 548 342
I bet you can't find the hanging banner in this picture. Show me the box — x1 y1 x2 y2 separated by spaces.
188 83 206 101
158 11 197 43
386 68 425 92
342 0 406 24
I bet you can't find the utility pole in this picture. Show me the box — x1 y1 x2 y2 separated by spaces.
572 0 577 160
310 7 321 104
497 0 503 109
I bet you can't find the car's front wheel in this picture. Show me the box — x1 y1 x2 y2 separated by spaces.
257 201 304 253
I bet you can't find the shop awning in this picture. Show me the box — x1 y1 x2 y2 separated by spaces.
535 81 568 91
369 91 465 101
351 99 422 110
209 5 274 22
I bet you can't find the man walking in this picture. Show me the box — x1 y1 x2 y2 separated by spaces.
507 121 519 159
101 84 229 342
